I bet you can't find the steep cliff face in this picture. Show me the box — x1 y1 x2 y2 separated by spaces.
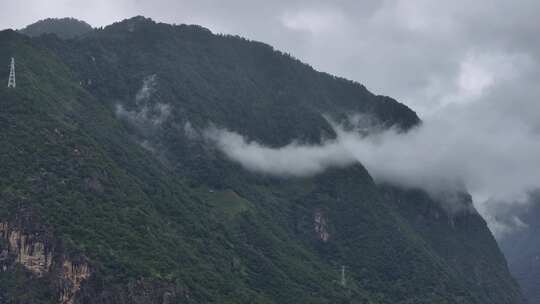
59 261 91 304
0 221 53 276
0 18 523 303
313 209 330 242
0 213 91 304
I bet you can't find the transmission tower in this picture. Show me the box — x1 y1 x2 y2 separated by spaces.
7 57 15 88
340 265 347 287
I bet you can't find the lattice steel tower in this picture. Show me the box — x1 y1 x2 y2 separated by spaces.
340 265 347 287
7 57 15 88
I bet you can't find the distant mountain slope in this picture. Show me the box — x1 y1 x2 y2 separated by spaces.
19 18 93 39
499 191 540 303
383 186 525 304
0 17 523 304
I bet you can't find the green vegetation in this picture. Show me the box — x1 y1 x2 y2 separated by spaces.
0 17 523 303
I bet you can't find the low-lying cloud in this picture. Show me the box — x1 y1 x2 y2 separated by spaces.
204 126 355 177
115 102 171 126
206 107 540 199
116 74 171 127
206 111 540 237
205 72 540 238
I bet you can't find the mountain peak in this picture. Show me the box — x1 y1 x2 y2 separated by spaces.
125 15 155 23
104 15 212 35
19 17 93 39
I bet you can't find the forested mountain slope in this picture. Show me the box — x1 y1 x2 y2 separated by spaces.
0 17 523 304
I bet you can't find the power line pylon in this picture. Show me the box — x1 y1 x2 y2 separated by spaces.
7 57 15 88
340 265 347 287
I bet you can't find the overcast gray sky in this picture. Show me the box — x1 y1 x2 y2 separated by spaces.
2 0 540 236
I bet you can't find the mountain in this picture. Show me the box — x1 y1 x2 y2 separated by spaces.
499 191 540 303
0 17 523 303
19 18 93 39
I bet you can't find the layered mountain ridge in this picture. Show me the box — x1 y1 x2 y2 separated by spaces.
0 17 523 303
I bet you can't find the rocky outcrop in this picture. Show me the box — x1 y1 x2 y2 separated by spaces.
313 209 330 242
0 221 53 276
0 219 90 304
59 260 91 304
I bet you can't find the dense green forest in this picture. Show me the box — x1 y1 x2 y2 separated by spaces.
0 17 523 303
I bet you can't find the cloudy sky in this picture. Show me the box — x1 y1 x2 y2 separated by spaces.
2 0 540 236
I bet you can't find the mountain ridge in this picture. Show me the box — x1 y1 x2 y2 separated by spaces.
0 17 523 303
19 18 93 39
